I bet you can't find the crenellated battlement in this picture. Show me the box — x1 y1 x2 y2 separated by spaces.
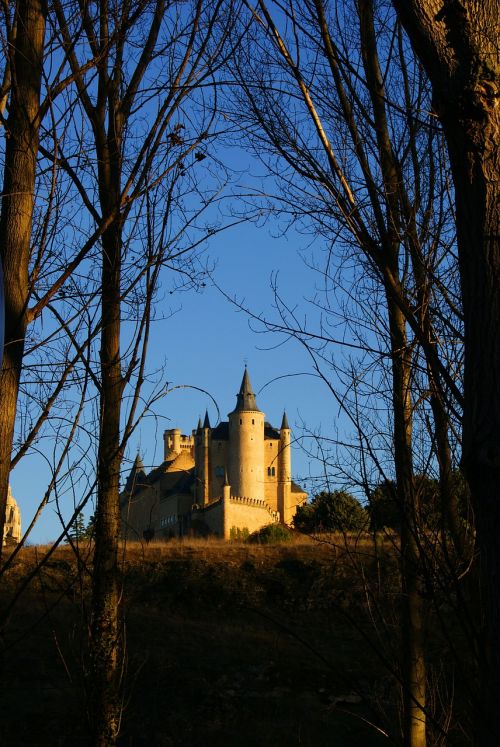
228 494 280 522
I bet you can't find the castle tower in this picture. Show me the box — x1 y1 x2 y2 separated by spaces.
228 367 265 501
278 411 292 524
194 411 211 505
164 428 181 457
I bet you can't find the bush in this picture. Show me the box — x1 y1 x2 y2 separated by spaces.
294 490 368 533
229 526 250 541
367 472 472 532
248 523 294 544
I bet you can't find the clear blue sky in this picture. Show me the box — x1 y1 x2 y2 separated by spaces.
11 212 353 545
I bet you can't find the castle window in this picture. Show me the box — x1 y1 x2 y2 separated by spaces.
215 465 224 477
267 466 276 477
252 418 255 425
240 419 242 425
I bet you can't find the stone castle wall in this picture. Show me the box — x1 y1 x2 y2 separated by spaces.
223 495 279 539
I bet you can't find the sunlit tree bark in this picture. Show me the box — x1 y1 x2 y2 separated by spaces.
0 0 46 560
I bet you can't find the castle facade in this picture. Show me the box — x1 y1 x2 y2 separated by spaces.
121 368 307 540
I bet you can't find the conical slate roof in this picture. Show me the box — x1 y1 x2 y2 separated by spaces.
124 452 147 494
203 409 211 429
281 410 290 430
232 366 261 412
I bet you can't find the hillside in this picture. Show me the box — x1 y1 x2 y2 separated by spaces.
1 536 451 746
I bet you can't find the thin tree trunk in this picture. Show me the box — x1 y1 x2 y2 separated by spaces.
0 0 46 561
428 380 463 550
88 55 125 737
89 214 124 744
387 292 426 747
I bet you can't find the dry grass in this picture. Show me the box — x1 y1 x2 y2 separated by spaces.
0 534 443 746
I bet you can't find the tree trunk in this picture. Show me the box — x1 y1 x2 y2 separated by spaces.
89 215 124 745
391 1 500 742
0 0 45 560
448 131 500 746
387 291 426 747
88 68 124 739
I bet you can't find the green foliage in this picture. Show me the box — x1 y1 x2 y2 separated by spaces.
230 526 249 541
85 512 96 538
67 512 95 542
67 513 87 542
248 523 294 544
367 481 399 532
367 472 472 531
293 491 368 533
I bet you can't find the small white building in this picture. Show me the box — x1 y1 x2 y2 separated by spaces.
4 485 21 546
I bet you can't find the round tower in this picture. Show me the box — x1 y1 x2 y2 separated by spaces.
228 367 265 501
163 428 181 458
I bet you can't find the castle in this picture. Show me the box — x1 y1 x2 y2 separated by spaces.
120 368 307 540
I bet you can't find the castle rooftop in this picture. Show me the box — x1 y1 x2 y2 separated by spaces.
231 366 262 413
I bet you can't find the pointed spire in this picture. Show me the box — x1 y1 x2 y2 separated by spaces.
203 409 211 429
223 468 230 486
281 410 290 430
240 366 253 395
197 416 203 431
232 366 261 412
133 451 145 471
124 452 146 493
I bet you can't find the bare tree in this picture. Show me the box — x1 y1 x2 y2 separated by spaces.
0 0 240 741
225 1 464 743
42 1 240 741
0 0 46 559
390 3 500 744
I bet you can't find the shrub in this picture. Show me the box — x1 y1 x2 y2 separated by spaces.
294 490 368 533
248 523 294 544
230 526 250 541
367 472 472 532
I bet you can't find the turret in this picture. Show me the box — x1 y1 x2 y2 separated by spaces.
223 468 231 502
228 367 265 501
222 469 232 539
278 411 292 524
195 410 211 505
164 428 181 458
124 452 147 495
